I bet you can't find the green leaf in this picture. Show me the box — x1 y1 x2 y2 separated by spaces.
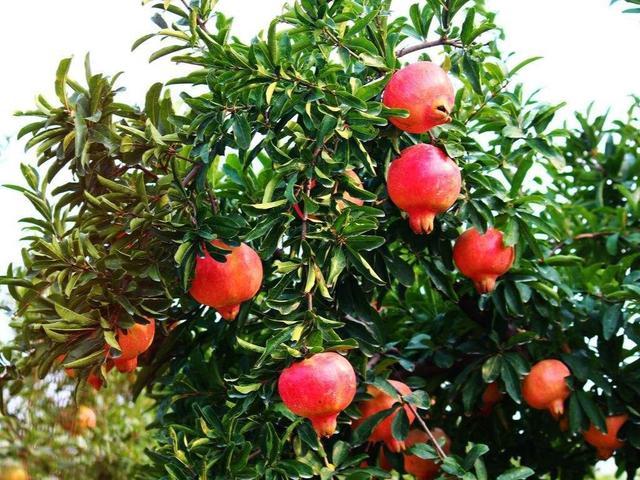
482 355 502 383
391 407 409 441
233 114 252 150
352 406 398 446
55 57 73 106
602 303 622 340
462 54 482 95
496 467 534 480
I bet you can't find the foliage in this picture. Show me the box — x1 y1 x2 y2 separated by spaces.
1 0 639 479
0 356 153 478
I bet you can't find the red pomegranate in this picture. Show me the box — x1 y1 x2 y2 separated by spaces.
453 227 515 293
278 352 357 437
355 380 416 452
479 382 503 416
116 318 155 360
383 61 455 133
387 144 461 235
190 240 263 321
113 356 138 373
583 415 628 459
380 428 451 480
522 359 571 419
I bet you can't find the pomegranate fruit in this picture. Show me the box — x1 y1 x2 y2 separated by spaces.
60 405 97 434
583 414 628 459
453 227 515 293
380 428 451 480
116 318 155 360
354 380 416 452
278 352 357 437
522 359 571 418
190 240 263 321
479 382 503 416
113 356 138 373
383 61 455 133
387 144 461 235
0 464 29 480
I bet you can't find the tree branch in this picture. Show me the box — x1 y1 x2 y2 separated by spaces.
181 163 203 188
396 38 463 58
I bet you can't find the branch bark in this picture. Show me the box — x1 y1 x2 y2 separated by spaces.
396 38 463 58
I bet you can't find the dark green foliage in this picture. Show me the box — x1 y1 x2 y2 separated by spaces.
1 0 639 479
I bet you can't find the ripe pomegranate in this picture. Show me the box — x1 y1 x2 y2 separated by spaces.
0 464 29 480
387 144 461 235
479 382 503 416
113 356 138 373
278 352 356 437
522 359 571 419
383 61 455 133
116 318 155 360
355 380 416 452
453 227 515 293
190 240 263 321
380 428 451 480
583 414 628 459
60 405 97 434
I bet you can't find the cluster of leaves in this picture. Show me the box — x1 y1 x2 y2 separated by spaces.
0 355 153 478
1 0 638 479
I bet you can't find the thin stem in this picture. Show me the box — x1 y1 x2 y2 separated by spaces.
396 37 463 58
179 0 210 33
404 402 448 461
182 163 203 188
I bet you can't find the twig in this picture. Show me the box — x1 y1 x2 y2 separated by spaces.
404 402 448 461
181 163 203 188
179 0 210 33
396 38 463 58
465 79 511 123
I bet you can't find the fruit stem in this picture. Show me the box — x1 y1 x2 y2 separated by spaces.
396 37 463 57
399 392 448 461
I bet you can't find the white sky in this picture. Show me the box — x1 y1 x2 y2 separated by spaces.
0 3 638 472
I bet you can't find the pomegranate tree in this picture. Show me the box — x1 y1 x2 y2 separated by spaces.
387 144 462 235
277 352 356 437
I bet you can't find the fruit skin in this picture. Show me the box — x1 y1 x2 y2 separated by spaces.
60 405 97 434
522 359 571 419
278 352 356 437
354 380 416 452
583 414 628 459
0 464 29 480
116 318 155 360
113 356 138 373
380 428 451 480
387 144 461 235
383 61 455 134
453 227 515 293
479 382 503 416
190 240 263 321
